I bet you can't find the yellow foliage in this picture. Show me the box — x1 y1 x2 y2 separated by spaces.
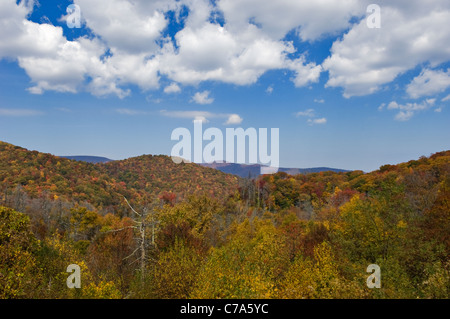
279 242 366 299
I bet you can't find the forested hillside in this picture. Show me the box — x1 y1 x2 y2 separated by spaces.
0 141 239 215
0 141 449 299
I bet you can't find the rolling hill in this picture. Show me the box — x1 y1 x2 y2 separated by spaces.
0 141 239 214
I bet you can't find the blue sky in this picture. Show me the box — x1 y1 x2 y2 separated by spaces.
0 0 449 172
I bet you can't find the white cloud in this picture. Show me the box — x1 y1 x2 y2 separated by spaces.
406 68 450 99
0 1 120 96
296 109 315 117
297 109 326 125
74 0 176 54
192 90 214 104
323 1 450 97
157 23 320 87
164 83 181 94
289 56 322 87
0 0 328 97
442 94 450 102
385 99 437 121
0 108 43 116
224 114 243 125
160 109 242 125
394 111 413 122
0 0 162 96
4 0 450 102
314 99 325 104
308 117 327 125
217 0 363 41
266 86 273 94
0 1 62 59
20 37 112 95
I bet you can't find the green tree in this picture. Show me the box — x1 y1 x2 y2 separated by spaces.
0 206 43 298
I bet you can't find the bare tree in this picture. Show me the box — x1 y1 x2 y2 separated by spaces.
121 197 159 286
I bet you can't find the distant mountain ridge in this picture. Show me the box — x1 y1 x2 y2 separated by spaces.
201 162 350 178
61 155 350 177
61 156 113 164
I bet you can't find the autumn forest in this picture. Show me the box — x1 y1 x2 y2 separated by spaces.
0 141 449 299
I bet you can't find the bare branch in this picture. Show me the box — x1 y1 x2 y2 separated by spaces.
124 196 141 216
128 256 142 266
123 247 140 261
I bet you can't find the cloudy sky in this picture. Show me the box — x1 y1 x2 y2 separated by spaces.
0 0 449 172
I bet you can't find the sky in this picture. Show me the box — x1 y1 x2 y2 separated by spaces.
0 0 449 172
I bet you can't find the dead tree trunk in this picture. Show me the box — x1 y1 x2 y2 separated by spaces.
123 197 159 288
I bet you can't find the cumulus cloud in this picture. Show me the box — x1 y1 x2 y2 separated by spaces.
164 83 181 94
217 0 363 41
3 0 450 103
406 69 450 99
73 0 176 54
224 114 243 125
157 23 321 87
289 56 322 87
0 0 335 97
21 37 113 95
192 90 214 104
323 1 450 97
0 0 167 96
385 99 438 121
0 0 58 59
0 1 120 96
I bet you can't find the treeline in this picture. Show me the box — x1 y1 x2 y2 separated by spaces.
0 142 449 298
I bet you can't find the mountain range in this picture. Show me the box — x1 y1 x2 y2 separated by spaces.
61 155 113 164
200 162 350 178
60 156 350 178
